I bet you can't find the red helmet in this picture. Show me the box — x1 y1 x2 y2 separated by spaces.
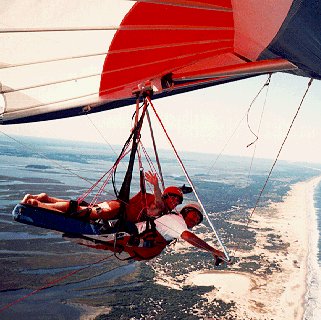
162 186 183 204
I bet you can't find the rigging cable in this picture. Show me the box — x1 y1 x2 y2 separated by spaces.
139 141 163 190
0 130 121 202
136 145 149 222
110 99 145 197
146 109 165 190
80 147 132 206
246 74 271 184
146 96 230 261
246 74 271 148
242 75 272 224
206 75 272 175
85 114 121 156
0 254 115 315
233 78 314 255
85 113 128 173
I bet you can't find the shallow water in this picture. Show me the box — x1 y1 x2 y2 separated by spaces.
0 232 60 240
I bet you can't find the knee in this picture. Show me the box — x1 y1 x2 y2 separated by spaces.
37 193 49 201
108 200 121 211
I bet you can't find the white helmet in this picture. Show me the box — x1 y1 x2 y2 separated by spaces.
180 202 203 223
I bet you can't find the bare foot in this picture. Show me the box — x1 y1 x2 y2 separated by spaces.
26 199 39 207
21 194 33 204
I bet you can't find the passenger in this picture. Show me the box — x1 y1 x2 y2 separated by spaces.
125 171 183 222
21 171 183 223
136 202 225 263
82 202 226 264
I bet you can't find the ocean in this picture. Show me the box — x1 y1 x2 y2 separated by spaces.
0 134 321 319
304 181 321 319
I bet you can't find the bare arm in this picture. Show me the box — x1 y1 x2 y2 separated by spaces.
181 230 225 259
145 171 164 216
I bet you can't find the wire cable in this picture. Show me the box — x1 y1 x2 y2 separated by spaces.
206 75 272 175
232 78 314 255
0 254 115 314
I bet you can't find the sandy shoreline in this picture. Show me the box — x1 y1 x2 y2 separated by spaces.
191 175 321 319
155 175 321 319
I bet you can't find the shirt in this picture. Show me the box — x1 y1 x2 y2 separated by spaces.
136 214 188 241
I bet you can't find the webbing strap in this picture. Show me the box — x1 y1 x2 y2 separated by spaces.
117 98 149 224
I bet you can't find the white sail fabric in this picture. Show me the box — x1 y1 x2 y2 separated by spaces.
2 0 320 125
0 0 133 123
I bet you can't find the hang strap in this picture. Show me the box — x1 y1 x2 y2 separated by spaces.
117 98 149 226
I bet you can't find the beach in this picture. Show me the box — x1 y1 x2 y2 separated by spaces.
187 176 321 319
151 176 321 320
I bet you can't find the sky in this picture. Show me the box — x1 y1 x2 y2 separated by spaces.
1 72 321 164
1 1 321 164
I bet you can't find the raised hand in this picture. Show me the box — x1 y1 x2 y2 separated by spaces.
145 171 158 186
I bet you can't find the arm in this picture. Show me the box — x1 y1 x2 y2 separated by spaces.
181 230 225 259
145 171 164 216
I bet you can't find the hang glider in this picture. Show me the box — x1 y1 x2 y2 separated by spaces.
11 94 229 263
1 0 320 124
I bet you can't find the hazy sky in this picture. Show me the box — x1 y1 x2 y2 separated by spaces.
1 72 321 164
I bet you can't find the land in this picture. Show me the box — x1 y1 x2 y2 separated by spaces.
0 176 319 319
148 176 321 319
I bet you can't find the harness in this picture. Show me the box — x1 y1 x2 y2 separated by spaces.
67 200 92 220
122 218 171 261
128 216 156 246
75 218 170 261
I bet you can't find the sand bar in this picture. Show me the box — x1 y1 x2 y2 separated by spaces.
184 176 321 319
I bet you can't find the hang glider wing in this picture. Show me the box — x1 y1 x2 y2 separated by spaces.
1 0 320 124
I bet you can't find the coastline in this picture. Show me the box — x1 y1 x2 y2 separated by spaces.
77 175 321 320
304 176 321 319
180 175 321 319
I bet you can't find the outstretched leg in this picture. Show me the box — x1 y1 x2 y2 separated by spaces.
35 193 67 203
88 200 121 220
22 198 70 213
22 193 67 204
21 195 120 222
